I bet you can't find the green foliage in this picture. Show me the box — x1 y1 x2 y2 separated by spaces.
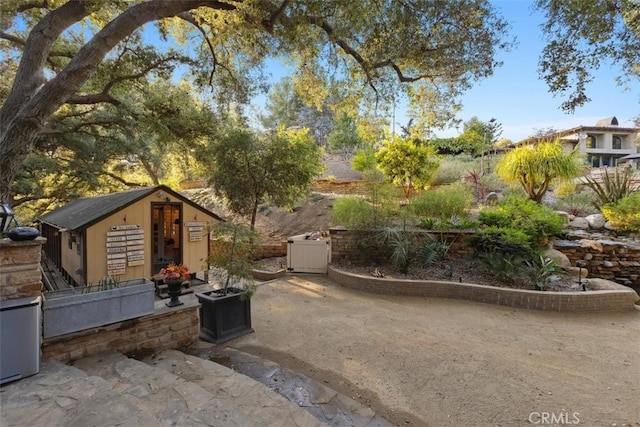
208 126 324 229
418 240 449 267
535 0 640 112
552 190 599 216
582 166 639 209
525 255 559 291
478 196 565 244
376 227 418 274
495 141 585 202
331 174 400 230
476 251 525 280
409 184 473 219
375 135 439 198
469 226 536 259
208 221 259 296
331 197 375 230
1 0 513 203
351 145 377 172
431 155 479 186
601 191 640 231
328 113 363 156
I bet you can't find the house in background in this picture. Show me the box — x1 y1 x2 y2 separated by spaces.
38 185 222 286
516 116 639 167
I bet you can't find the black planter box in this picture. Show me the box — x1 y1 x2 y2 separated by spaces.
195 288 253 344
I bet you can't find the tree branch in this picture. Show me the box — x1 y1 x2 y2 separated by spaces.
262 0 290 33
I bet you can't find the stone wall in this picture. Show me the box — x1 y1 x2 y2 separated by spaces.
311 179 367 195
42 302 200 363
251 242 287 260
329 227 474 264
329 266 638 312
553 239 640 290
0 238 45 301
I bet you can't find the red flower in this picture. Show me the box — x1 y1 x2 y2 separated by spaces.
159 262 189 280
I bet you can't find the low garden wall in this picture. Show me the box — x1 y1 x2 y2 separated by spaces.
330 227 640 291
328 266 638 312
329 227 474 264
41 300 200 363
553 239 640 290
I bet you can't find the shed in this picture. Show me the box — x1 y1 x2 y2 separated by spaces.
38 185 222 286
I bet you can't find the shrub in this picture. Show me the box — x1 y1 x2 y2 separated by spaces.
478 196 564 244
469 226 535 259
552 189 599 216
601 191 640 231
583 166 639 209
431 155 478 186
331 197 375 229
409 183 474 219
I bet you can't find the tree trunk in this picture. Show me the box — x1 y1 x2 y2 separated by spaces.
250 199 259 231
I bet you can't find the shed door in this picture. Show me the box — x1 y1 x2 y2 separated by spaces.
151 203 182 275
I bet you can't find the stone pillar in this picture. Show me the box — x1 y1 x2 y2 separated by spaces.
0 237 46 301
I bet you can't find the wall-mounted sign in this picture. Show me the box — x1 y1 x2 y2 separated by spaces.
106 224 145 275
111 224 141 231
189 232 203 242
184 221 207 227
106 247 127 253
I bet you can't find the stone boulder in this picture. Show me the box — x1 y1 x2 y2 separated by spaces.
542 248 571 268
568 217 589 229
585 214 606 230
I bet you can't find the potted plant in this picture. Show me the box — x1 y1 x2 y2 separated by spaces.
159 262 189 307
196 221 257 343
42 276 154 339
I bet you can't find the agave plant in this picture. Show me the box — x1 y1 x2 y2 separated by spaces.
583 166 639 209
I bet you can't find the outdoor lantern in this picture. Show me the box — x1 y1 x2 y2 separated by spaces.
0 203 15 235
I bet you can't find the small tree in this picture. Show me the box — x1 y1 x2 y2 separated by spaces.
375 135 439 199
208 221 258 296
494 141 585 203
208 126 324 229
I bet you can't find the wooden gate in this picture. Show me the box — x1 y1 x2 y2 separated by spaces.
287 233 331 274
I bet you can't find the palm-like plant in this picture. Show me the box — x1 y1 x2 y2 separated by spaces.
582 165 639 209
495 141 586 202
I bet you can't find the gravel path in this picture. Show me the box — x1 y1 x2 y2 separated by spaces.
228 274 640 427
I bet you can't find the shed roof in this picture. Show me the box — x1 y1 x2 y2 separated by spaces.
39 185 222 231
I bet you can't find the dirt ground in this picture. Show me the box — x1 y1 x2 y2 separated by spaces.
227 275 640 427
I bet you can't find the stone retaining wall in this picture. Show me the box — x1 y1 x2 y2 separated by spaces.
553 239 640 290
41 302 200 363
251 242 287 260
330 227 474 264
312 179 367 195
328 266 638 312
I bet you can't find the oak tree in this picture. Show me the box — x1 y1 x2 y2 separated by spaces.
1 0 511 204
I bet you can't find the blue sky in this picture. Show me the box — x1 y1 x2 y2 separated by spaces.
254 1 638 142
431 1 639 141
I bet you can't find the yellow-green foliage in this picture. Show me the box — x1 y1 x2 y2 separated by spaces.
409 183 474 219
601 192 640 231
495 141 585 202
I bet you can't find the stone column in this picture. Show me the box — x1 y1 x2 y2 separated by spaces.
0 237 46 301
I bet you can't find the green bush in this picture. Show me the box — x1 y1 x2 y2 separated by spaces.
431 155 479 186
409 183 473 219
478 196 564 244
331 197 375 229
552 190 599 216
468 226 535 258
601 191 640 231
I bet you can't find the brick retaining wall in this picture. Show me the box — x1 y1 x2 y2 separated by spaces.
328 266 638 312
42 302 200 363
